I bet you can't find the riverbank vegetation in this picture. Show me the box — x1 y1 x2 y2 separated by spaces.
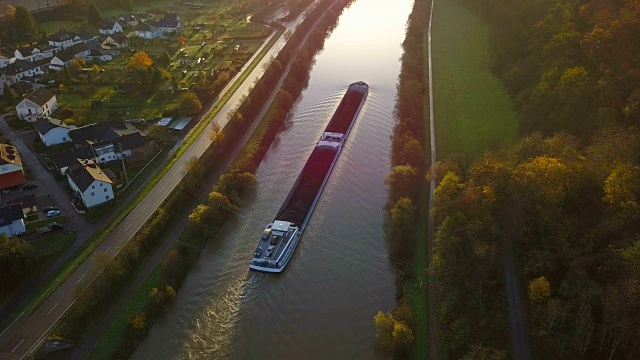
374 0 430 358
88 0 355 358
428 0 640 358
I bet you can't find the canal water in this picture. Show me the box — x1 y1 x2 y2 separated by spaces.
133 0 414 358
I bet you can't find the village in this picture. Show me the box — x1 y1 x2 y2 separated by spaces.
0 0 273 245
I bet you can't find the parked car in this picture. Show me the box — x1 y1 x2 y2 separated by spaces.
2 186 20 193
42 206 58 213
22 183 38 190
47 210 61 217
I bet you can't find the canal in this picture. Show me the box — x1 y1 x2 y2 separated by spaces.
133 0 414 358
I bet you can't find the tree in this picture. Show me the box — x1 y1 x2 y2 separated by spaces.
529 276 551 303
177 35 186 48
92 64 101 74
87 1 102 24
0 234 35 291
14 6 37 41
128 51 153 70
208 123 225 145
386 165 420 200
0 3 16 19
159 50 171 68
3 82 15 105
603 163 639 210
178 92 202 116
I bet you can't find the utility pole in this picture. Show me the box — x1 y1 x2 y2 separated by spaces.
119 143 129 184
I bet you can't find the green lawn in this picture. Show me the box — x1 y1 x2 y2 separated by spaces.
432 0 516 157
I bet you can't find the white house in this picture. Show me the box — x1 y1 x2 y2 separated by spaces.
34 117 76 146
48 31 78 49
48 43 91 71
14 45 58 62
86 48 113 62
66 159 114 208
16 88 58 122
134 24 160 39
102 32 129 49
0 144 26 190
0 205 26 237
2 60 42 85
151 18 182 34
118 13 138 27
0 55 13 68
98 20 123 35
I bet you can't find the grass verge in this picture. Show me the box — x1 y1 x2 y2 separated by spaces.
432 0 516 157
0 26 285 334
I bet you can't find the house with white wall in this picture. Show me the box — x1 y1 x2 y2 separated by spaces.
0 55 13 68
98 20 123 35
34 117 76 146
66 159 114 208
0 205 26 237
102 32 129 49
134 24 160 39
1 60 43 85
14 45 58 62
16 88 58 122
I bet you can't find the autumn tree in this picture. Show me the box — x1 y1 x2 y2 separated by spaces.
128 51 153 70
529 276 551 303
0 3 16 19
178 92 202 116
177 35 186 48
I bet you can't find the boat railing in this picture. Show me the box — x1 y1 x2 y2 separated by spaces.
275 228 298 265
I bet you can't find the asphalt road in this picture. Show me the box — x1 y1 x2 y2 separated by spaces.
0 9 314 359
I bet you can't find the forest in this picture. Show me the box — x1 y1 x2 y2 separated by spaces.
430 0 640 358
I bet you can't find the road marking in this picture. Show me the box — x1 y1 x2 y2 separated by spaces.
76 273 86 283
46 303 58 316
106 246 112 253
143 203 149 211
11 338 24 353
125 224 131 232
160 185 166 192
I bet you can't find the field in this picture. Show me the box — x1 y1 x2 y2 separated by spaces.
431 0 516 157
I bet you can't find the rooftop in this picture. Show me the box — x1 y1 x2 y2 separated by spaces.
34 117 73 136
22 88 55 107
67 159 112 192
0 204 24 226
0 144 23 168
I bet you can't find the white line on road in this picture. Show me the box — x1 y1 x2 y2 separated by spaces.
46 303 58 316
143 203 149 211
160 185 166 192
125 224 132 232
76 273 86 283
11 338 24 353
106 246 112 253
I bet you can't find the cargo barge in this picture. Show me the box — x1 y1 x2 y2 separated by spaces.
249 81 369 273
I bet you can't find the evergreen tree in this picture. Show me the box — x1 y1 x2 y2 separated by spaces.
3 83 15 105
87 1 102 24
39 30 48 45
14 6 37 41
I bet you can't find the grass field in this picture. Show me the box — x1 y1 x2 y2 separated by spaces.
432 0 516 158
